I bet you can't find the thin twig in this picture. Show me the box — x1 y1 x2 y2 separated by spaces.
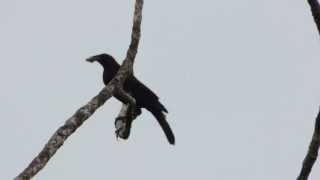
296 1 320 179
297 109 320 180
15 0 144 179
308 0 320 34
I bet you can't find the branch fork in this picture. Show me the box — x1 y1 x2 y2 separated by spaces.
113 85 138 139
15 0 144 179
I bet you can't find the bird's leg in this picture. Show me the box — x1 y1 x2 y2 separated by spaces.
113 86 137 139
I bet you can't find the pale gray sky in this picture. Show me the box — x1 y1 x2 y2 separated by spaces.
1 0 320 179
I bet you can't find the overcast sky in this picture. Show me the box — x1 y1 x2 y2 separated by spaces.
1 0 320 179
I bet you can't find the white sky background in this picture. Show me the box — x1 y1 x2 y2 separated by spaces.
1 0 320 179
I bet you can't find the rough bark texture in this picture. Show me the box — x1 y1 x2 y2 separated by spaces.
15 0 144 179
308 0 320 34
115 104 133 139
297 110 320 180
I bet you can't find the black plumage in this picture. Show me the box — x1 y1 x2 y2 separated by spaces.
87 53 175 145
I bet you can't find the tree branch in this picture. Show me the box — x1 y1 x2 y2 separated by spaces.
308 0 320 34
113 86 137 139
115 104 133 139
295 2 320 179
297 109 320 180
15 0 144 179
112 0 143 141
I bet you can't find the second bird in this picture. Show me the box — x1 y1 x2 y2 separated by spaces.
87 53 175 145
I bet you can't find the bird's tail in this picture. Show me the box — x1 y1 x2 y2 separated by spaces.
149 107 175 145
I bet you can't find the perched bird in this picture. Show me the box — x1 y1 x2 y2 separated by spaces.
87 53 175 145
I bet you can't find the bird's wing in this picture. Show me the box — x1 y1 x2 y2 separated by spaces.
129 76 159 98
127 76 168 113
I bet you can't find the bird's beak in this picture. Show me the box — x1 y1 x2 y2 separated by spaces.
86 56 96 63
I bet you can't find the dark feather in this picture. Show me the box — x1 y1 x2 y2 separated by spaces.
88 53 175 144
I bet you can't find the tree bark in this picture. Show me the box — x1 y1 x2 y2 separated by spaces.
15 0 144 179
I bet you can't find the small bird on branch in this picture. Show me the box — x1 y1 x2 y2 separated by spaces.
87 53 175 145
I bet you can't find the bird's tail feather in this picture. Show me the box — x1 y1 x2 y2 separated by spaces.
149 108 175 145
159 102 168 113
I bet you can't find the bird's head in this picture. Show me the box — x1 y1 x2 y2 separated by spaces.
86 53 120 69
86 53 114 63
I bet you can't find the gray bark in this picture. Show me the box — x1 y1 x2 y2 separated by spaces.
115 104 132 139
15 0 143 179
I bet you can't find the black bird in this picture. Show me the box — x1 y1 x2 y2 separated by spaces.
87 53 175 145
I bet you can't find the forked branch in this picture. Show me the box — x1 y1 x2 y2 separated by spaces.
15 0 144 179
